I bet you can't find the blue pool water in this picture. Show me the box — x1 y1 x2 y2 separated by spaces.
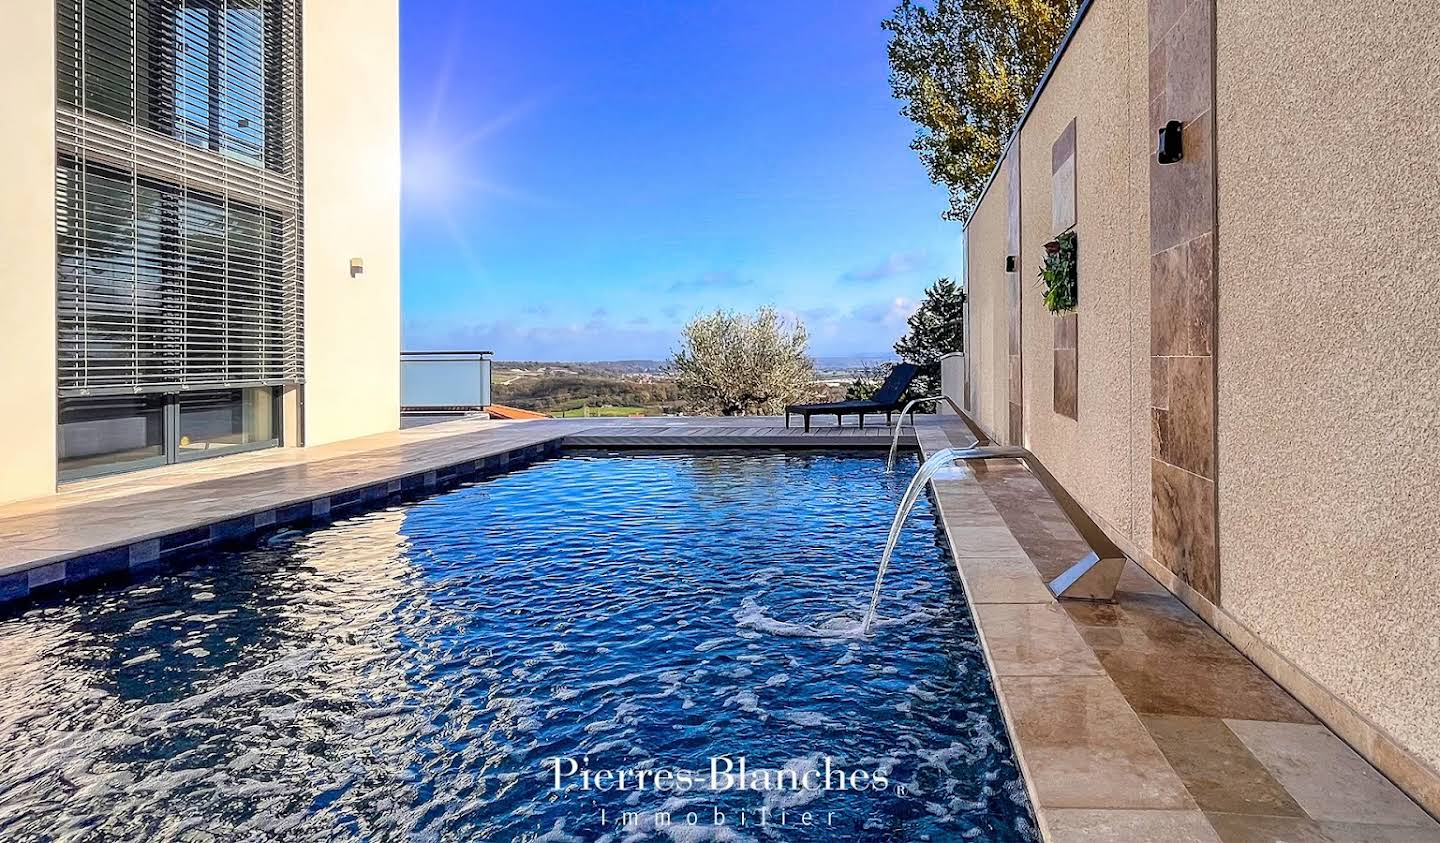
0 452 1036 842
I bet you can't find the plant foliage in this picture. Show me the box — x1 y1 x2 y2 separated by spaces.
1039 230 1077 313
894 277 966 397
845 362 896 401
669 307 819 416
883 0 1079 220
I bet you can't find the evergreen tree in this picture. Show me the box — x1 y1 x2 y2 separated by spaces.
894 278 965 397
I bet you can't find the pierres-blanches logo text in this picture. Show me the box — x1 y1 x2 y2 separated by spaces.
547 755 890 794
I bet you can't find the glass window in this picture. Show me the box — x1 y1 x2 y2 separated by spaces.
177 387 278 460
58 395 167 479
59 0 288 171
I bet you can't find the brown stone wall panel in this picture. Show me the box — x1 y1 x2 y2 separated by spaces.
1007 274 1023 356
1054 348 1079 419
1054 313 1078 420
1051 118 1078 236
1052 158 1077 236
1151 0 1214 125
1148 0 1192 48
1151 233 1215 357
1006 144 1021 255
1150 110 1215 253
1152 356 1215 478
1151 357 1170 411
1152 458 1219 603
1005 141 1023 446
1054 312 1078 350
1150 0 1219 603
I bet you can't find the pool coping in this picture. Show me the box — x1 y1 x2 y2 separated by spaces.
0 437 567 608
914 421 1440 842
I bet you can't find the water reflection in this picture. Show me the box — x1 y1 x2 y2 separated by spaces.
0 453 1036 842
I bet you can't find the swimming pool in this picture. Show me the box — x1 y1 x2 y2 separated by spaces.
0 451 1036 841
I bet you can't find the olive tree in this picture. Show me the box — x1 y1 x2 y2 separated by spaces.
669 307 819 415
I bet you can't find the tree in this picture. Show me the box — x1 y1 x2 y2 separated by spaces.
669 307 819 416
884 0 1079 220
845 362 894 401
894 278 965 396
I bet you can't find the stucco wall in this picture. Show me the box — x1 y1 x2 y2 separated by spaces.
966 170 1010 438
1215 0 1440 775
301 0 403 446
0 2 58 505
1014 0 1152 551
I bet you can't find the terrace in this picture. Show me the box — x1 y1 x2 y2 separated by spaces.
3 0 1436 837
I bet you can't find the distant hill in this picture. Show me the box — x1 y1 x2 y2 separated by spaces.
493 354 898 377
490 354 889 416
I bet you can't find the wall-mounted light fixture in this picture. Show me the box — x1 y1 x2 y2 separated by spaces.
1156 120 1184 165
350 257 365 278
1005 255 1017 273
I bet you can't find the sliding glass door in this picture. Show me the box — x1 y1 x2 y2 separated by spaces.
57 395 168 478
177 388 279 461
58 387 281 481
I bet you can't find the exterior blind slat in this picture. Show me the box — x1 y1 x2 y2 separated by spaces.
56 0 303 398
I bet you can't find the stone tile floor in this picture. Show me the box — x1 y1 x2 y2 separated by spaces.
917 419 1440 842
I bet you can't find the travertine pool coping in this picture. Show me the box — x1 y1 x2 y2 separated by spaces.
916 419 1439 842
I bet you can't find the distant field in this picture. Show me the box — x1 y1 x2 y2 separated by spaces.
492 363 680 416
491 358 874 416
552 406 656 418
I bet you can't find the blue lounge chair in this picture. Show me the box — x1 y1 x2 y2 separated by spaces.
785 363 919 432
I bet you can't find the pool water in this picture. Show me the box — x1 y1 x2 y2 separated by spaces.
0 452 1036 842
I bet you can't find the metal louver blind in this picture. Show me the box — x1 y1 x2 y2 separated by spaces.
55 0 303 397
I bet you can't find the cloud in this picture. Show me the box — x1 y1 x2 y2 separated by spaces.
661 304 682 318
852 297 917 325
521 304 552 316
668 271 755 292
800 305 838 321
628 316 652 326
404 317 676 362
839 250 931 284
591 307 609 318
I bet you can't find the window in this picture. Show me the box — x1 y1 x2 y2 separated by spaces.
58 387 281 480
55 0 301 478
58 395 167 480
58 0 294 170
55 0 302 400
177 387 279 460
56 159 294 394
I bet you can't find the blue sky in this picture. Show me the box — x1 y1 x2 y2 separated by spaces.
401 1 961 361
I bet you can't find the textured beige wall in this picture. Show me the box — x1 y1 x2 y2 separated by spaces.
966 171 1010 438
1014 0 1151 550
0 2 58 505
301 0 402 446
1215 1 1440 775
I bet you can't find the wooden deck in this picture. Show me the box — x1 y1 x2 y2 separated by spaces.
558 413 912 448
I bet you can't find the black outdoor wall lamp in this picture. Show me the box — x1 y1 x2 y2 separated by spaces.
1157 120 1184 164
1005 255 1017 273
